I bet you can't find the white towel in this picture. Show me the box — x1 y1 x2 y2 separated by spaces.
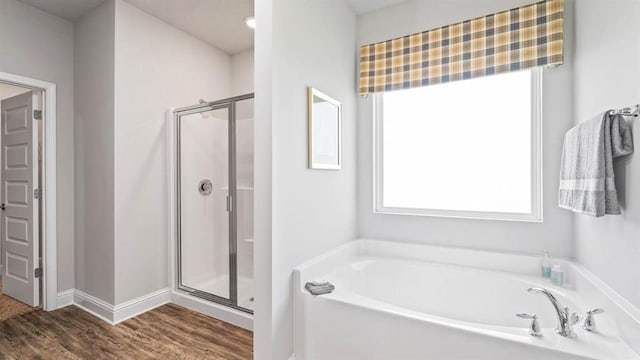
558 112 633 217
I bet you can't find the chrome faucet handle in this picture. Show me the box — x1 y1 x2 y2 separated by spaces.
583 308 604 333
516 313 543 337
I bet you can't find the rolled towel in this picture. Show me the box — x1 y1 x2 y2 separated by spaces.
559 112 633 217
305 281 335 295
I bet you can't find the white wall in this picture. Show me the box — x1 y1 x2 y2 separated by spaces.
257 0 358 358
74 0 115 303
232 49 255 96
356 0 576 257
253 0 273 356
0 0 75 292
573 0 640 309
113 0 232 305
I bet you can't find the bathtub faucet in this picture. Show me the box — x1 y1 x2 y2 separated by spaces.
527 287 580 338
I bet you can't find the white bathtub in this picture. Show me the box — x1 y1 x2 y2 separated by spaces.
293 239 640 360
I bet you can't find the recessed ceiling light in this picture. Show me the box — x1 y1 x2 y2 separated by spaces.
245 16 256 29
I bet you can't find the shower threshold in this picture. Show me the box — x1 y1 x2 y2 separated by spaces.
188 275 254 312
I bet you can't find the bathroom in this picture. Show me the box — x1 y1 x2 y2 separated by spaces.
0 0 639 359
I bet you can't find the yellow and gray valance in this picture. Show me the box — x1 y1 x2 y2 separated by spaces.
358 0 564 95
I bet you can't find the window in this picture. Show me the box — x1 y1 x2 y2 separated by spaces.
374 69 542 222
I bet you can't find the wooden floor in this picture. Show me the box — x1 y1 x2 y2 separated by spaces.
0 303 253 359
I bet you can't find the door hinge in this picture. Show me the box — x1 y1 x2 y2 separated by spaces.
35 268 42 278
34 188 41 199
226 195 233 212
33 110 42 120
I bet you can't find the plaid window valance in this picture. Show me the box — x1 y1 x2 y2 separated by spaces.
358 0 564 95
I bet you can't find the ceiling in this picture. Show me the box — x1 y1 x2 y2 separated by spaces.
346 0 410 14
17 0 105 21
124 0 254 55
0 82 30 100
18 0 254 55
16 0 413 53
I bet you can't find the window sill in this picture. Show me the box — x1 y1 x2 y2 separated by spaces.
374 207 543 223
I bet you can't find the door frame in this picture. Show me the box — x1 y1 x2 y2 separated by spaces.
0 71 57 311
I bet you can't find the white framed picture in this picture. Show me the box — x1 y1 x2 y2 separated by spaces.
308 87 342 170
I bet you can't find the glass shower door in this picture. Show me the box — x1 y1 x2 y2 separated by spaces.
175 93 254 314
178 105 231 301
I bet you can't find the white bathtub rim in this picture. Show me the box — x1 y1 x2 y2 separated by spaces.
571 260 640 325
294 239 640 322
295 239 639 322
569 260 640 356
330 255 578 298
361 238 575 278
295 238 573 281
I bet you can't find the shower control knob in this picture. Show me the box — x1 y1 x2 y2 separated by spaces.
199 179 213 196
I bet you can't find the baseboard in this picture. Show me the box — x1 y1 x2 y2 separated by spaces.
56 289 74 308
73 290 115 324
112 288 171 324
59 288 171 325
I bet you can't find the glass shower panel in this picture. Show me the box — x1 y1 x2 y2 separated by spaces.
179 106 230 300
235 98 254 311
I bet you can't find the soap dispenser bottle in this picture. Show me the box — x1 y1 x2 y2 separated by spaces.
550 264 564 286
541 250 551 278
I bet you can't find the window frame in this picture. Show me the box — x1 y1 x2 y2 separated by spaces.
373 68 543 222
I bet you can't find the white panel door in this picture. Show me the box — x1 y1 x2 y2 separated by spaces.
1 92 39 307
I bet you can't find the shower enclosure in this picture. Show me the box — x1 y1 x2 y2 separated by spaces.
174 94 254 313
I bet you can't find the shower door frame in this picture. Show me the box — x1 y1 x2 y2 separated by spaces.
173 93 254 314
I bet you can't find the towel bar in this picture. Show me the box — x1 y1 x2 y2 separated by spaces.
609 104 639 117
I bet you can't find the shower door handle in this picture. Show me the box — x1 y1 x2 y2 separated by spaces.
226 195 233 212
